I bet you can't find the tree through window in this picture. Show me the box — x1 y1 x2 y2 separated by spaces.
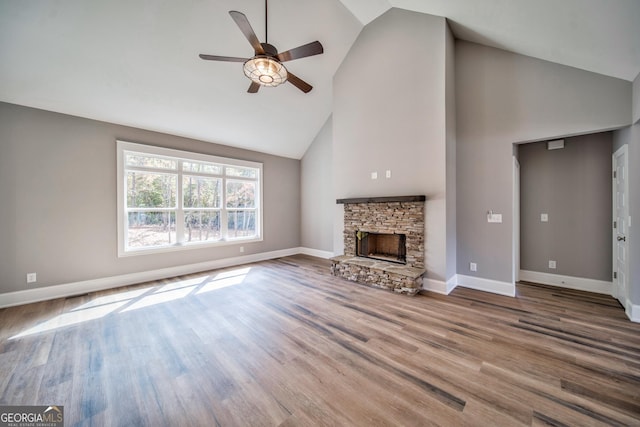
117 141 262 256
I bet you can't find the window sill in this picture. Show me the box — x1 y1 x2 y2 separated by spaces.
118 236 263 257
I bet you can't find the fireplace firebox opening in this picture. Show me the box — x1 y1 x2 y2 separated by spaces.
356 231 407 264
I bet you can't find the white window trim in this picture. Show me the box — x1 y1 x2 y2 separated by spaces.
117 140 263 257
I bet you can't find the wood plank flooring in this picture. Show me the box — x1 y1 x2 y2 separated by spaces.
1 254 639 426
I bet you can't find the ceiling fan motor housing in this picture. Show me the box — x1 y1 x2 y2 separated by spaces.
260 43 279 57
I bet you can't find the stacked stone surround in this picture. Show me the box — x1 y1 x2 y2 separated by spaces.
330 255 425 295
330 197 426 296
342 201 425 268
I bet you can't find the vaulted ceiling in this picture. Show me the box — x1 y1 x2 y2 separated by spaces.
1 1 638 159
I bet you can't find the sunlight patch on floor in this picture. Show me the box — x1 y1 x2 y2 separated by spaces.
11 300 130 339
121 285 195 312
10 267 251 339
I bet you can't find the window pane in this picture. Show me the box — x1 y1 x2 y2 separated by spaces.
127 171 177 208
226 181 255 208
119 141 262 255
183 161 222 175
185 211 221 242
183 176 222 208
227 211 256 238
127 212 176 248
125 153 177 169
225 166 257 178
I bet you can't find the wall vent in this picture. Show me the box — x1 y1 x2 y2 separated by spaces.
547 139 565 150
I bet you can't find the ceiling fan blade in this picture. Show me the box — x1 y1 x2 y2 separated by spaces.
277 41 323 62
199 54 248 63
229 11 265 55
286 71 313 93
247 81 261 93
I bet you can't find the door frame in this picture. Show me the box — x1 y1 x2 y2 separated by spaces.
513 155 520 285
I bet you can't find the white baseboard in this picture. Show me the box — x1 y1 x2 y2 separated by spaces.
298 247 334 259
519 270 612 295
421 276 458 295
626 301 640 323
0 248 303 309
456 274 516 297
445 275 458 294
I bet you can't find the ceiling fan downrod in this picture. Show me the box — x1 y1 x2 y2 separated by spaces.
265 0 268 44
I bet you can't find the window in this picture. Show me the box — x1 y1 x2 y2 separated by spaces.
117 141 262 256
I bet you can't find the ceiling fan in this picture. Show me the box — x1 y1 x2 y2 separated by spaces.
199 0 324 94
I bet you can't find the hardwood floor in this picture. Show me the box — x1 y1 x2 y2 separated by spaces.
1 255 639 426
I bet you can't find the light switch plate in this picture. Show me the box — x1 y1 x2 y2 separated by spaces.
371 172 377 180
541 213 548 222
549 260 556 269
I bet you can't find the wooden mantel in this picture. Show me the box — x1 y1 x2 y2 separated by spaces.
336 195 426 204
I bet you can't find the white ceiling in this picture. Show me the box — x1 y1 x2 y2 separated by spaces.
1 1 639 159
344 0 640 82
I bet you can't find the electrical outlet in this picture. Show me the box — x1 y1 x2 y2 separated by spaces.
240 246 244 253
470 262 477 272
26 273 37 284
487 213 502 223
548 260 556 269
385 170 391 179
541 213 548 222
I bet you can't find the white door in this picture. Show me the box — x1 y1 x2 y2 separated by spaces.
612 146 629 307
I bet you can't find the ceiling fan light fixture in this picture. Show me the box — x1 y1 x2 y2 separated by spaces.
243 56 288 87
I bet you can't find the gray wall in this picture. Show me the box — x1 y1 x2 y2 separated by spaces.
632 74 640 307
301 115 334 252
332 8 454 283
0 102 301 295
519 133 612 281
456 41 631 284
613 128 628 152
445 21 457 280
613 71 640 309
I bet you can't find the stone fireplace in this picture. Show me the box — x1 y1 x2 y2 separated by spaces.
331 195 426 295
